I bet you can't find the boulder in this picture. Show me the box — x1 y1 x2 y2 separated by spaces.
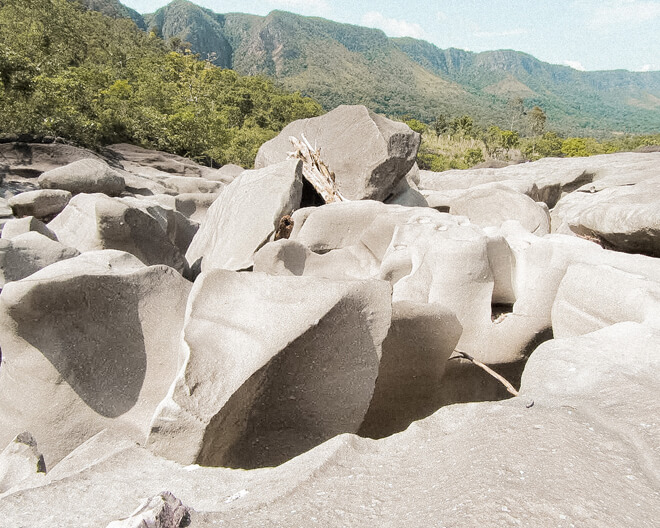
186 159 302 272
255 105 420 201
48 194 197 274
418 152 660 208
0 432 46 494
157 176 224 196
0 250 191 466
551 263 660 338
358 301 462 438
7 189 71 219
0 142 104 179
214 163 245 183
106 492 191 528
551 176 660 257
1 216 58 241
425 183 550 235
38 158 125 196
0 232 80 288
147 270 392 469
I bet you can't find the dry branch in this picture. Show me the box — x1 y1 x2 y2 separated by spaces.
288 133 347 204
450 349 520 397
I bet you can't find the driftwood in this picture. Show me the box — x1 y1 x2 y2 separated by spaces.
450 350 520 397
288 133 347 204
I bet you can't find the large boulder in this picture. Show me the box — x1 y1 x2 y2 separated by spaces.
38 158 125 196
147 270 392 469
0 432 46 494
7 189 71 219
186 159 303 272
551 176 660 257
0 142 104 180
48 193 197 274
0 216 58 241
358 301 462 438
425 183 550 235
0 232 79 288
0 250 191 466
255 105 420 201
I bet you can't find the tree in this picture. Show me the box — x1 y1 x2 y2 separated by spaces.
507 96 525 131
528 106 546 157
433 114 449 135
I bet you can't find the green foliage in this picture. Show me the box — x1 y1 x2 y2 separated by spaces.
404 118 427 134
484 126 520 158
0 0 323 167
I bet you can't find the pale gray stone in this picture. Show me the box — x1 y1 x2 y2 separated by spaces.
8 189 71 219
0 250 191 466
255 105 420 201
0 432 46 494
147 270 392 469
38 158 125 196
1 216 58 241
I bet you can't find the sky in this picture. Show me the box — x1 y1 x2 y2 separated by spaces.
120 0 660 72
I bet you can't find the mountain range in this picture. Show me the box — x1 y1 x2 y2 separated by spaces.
79 0 660 136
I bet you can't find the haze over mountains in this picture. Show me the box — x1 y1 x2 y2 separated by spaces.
83 0 660 136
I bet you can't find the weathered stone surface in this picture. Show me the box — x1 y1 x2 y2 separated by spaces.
0 250 191 466
1 216 58 241
38 158 126 196
2 324 658 528
106 491 191 528
0 142 103 180
358 301 462 438
552 262 660 338
48 194 197 274
103 143 220 180
7 189 71 219
255 105 420 201
214 163 245 183
425 183 550 235
186 160 302 272
551 175 660 257
0 232 79 288
147 270 392 469
419 152 660 208
0 432 46 494
157 175 224 196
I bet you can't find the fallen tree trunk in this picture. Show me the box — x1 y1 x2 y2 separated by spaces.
288 133 347 204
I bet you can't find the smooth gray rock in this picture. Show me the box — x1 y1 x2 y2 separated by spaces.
358 301 462 438
0 143 104 179
7 189 71 219
106 491 191 528
214 163 245 183
38 158 125 196
0 432 46 494
186 159 302 272
147 270 392 469
255 105 420 201
0 216 58 241
0 232 79 288
425 183 550 235
48 194 196 274
0 250 191 466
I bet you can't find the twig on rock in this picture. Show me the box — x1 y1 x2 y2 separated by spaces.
450 349 520 397
287 133 347 204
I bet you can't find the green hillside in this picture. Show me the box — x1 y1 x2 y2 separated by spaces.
0 0 322 166
139 0 660 136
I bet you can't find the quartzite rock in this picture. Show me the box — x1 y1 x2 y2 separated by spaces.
7 189 71 219
186 159 302 272
255 105 420 201
147 270 392 469
0 217 57 241
38 158 125 196
0 250 191 466
0 432 46 494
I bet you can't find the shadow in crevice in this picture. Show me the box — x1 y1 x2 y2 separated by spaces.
8 275 146 418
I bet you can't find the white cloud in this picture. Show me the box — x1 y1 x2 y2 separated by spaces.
473 28 528 38
361 11 428 39
267 0 330 16
585 0 660 28
564 60 586 70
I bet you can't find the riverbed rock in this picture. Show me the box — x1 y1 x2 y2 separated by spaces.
0 217 57 241
147 270 391 469
38 158 125 196
48 194 196 274
185 159 302 272
0 232 79 288
0 250 191 466
0 432 46 495
255 105 420 201
7 189 71 219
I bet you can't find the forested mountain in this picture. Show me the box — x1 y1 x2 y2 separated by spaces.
106 0 660 136
0 0 322 166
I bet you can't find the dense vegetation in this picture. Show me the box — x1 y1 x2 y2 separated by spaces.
142 0 660 137
0 0 322 167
